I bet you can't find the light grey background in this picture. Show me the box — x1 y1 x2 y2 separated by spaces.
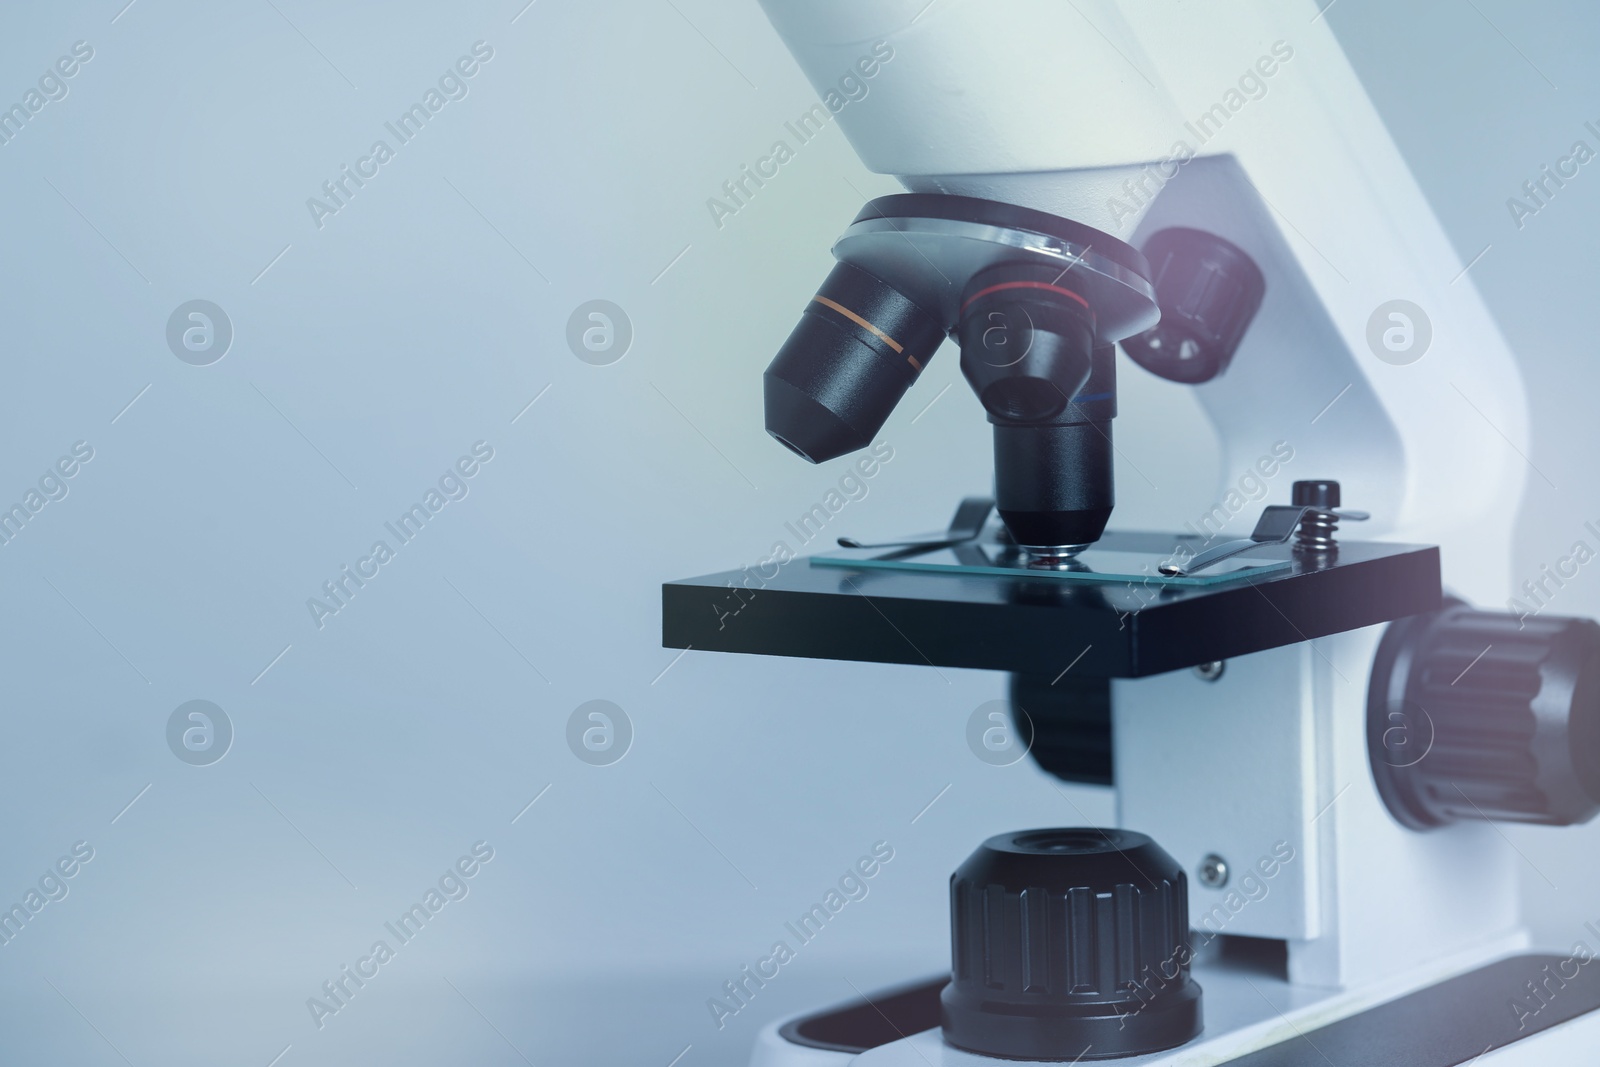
0 1 1595 1065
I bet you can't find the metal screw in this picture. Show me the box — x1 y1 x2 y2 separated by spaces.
1292 480 1342 554
1198 854 1229 888
1194 661 1225 682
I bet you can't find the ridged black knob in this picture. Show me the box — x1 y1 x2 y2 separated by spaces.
1121 228 1265 384
1369 602 1600 829
942 828 1202 1061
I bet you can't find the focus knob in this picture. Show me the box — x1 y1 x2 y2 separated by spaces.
942 828 1202 1061
1120 228 1265 384
1368 601 1600 829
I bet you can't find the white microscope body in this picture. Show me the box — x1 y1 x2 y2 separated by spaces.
742 1 1597 1063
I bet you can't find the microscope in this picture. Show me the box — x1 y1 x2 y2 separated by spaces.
665 1 1600 1061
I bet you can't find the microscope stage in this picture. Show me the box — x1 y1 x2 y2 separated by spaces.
662 532 1440 678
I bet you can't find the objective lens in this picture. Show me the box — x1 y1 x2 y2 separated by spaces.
763 262 946 464
1121 227 1265 385
957 263 1118 554
993 417 1114 551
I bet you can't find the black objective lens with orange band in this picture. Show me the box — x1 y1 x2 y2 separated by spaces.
764 262 946 464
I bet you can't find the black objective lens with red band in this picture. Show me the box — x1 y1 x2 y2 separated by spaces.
958 264 1117 554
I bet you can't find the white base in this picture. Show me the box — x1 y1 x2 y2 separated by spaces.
751 931 1534 1066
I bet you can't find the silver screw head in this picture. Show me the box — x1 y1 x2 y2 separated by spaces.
1198 853 1229 888
1194 661 1225 682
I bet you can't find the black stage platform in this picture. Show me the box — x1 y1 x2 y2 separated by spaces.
663 532 1441 678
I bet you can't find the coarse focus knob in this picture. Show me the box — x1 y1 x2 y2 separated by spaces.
1120 228 1265 385
942 828 1202 1061
1368 601 1600 829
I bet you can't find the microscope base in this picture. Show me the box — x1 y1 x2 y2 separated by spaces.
751 944 1600 1065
